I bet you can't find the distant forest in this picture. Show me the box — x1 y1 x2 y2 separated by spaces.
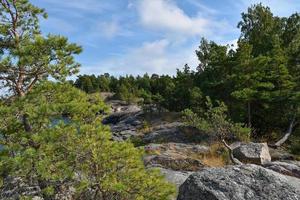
74 4 300 151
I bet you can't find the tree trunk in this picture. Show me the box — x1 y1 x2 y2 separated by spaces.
222 139 243 165
16 82 33 132
22 113 32 132
274 115 297 148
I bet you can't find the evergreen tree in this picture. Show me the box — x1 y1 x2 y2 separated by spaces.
0 0 81 97
0 1 176 199
238 3 283 56
0 83 175 199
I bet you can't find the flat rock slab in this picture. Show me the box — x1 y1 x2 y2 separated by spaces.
155 167 192 188
177 164 300 200
264 160 300 179
145 143 209 156
269 147 296 161
142 123 206 144
144 155 204 171
144 143 209 171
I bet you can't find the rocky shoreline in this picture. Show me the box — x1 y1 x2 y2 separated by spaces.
104 101 300 200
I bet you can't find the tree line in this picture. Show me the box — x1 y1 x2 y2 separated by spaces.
75 4 300 151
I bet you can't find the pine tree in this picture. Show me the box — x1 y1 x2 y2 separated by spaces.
0 0 82 97
0 1 176 199
0 83 175 199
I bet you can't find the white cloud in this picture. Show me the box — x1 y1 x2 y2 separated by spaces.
79 0 237 76
80 39 198 76
137 0 209 36
136 0 236 43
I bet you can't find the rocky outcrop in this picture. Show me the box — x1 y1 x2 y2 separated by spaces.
177 164 300 200
269 147 296 161
263 160 300 179
156 168 192 188
144 143 209 171
144 143 209 157
104 100 208 144
0 177 42 200
108 100 142 113
100 92 115 101
232 142 271 165
0 177 77 200
142 123 205 144
144 155 204 171
103 108 143 141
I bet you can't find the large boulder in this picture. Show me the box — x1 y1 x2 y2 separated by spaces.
152 168 192 200
232 142 271 165
263 160 300 179
177 164 300 200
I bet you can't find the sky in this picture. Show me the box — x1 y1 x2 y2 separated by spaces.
30 0 300 76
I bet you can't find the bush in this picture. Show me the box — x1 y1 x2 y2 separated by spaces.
183 97 250 142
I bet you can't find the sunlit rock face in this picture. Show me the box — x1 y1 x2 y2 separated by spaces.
232 142 271 165
177 164 300 200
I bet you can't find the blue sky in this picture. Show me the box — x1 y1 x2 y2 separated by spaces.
31 0 300 76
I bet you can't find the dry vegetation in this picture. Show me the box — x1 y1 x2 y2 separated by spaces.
201 143 229 167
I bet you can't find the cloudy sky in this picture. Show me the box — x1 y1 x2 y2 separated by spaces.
31 0 300 76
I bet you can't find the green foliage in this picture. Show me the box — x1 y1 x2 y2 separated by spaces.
0 0 81 96
290 139 300 156
0 1 175 199
74 126 175 199
74 74 111 93
116 82 140 104
290 128 300 157
0 83 175 199
71 3 300 152
183 97 250 142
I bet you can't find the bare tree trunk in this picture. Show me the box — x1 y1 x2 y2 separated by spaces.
274 115 297 148
222 139 243 165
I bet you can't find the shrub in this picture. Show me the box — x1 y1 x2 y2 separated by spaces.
183 97 250 143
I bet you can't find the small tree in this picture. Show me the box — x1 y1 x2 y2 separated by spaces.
183 97 250 165
0 1 176 199
0 83 175 199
